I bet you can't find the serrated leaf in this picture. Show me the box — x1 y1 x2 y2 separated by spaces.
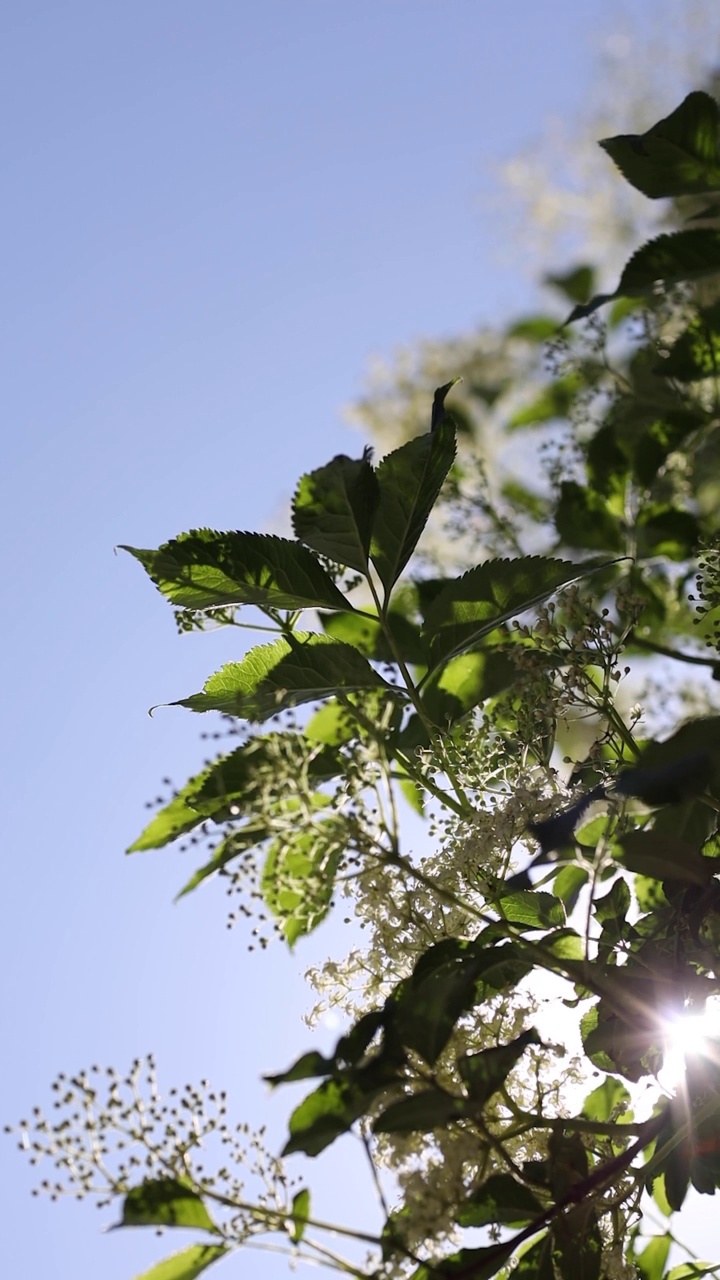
568 230 720 323
133 1246 227 1280
497 890 565 930
264 1050 335 1087
392 940 528 1067
370 418 456 595
121 530 348 612
169 634 389 720
292 452 379 572
116 1178 218 1233
600 92 720 199
422 555 616 666
261 817 344 945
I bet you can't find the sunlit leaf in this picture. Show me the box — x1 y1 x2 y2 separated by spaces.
422 556 615 665
132 1246 228 1280
116 1178 218 1233
169 634 389 720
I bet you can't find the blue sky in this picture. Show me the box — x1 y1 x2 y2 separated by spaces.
3 3 719 1277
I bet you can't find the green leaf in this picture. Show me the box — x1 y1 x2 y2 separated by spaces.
392 940 529 1067
292 452 379 573
666 1264 720 1280
174 824 269 900
121 530 348 612
508 373 583 429
289 1188 311 1243
506 316 559 342
370 418 456 594
555 482 624 551
552 1203 602 1280
373 1089 464 1134
600 92 720 199
420 648 515 725
655 300 720 381
455 1172 544 1228
422 555 615 665
617 831 715 887
410 1241 516 1280
117 1178 218 1233
545 264 596 304
636 1234 672 1280
568 230 720 323
552 865 588 911
636 505 700 561
264 1050 335 1087
458 1029 540 1106
582 1076 631 1123
128 766 216 853
261 818 344 945
170 634 389 720
132 1246 228 1280
188 734 340 818
282 1079 379 1157
497 890 565 930
319 608 427 664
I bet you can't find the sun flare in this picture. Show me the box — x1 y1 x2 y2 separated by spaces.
659 1003 720 1089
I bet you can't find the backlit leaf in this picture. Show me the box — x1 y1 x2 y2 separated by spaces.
117 1178 217 1233
600 92 720 199
121 530 347 612
292 452 379 573
132 1246 228 1280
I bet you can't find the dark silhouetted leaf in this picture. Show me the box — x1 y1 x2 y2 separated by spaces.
292 452 379 573
121 530 348 612
264 1050 335 1087
617 831 715 887
370 420 456 594
373 1089 464 1134
458 1029 541 1106
567 230 720 323
410 1241 516 1280
455 1172 544 1228
555 482 623 551
600 92 720 199
636 506 700 561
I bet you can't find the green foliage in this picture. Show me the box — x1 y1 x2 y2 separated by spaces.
17 86 720 1280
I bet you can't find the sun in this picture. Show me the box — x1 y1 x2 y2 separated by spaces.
659 1001 720 1090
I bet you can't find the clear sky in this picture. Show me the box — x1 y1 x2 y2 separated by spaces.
3 4 720 1278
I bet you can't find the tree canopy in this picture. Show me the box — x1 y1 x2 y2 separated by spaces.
12 89 720 1280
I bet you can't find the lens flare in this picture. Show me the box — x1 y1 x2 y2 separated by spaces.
659 1003 720 1090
